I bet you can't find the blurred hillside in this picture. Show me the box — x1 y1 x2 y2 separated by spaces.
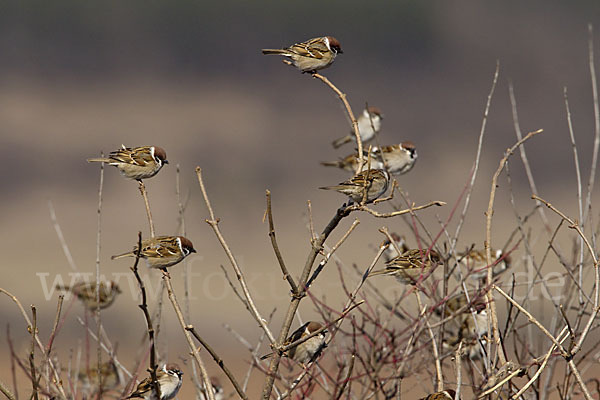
1 1 600 398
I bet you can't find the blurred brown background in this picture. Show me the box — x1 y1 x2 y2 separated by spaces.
2 1 600 398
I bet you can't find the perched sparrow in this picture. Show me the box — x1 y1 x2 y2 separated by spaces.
321 152 384 173
262 36 343 73
127 364 183 400
374 142 418 176
78 360 121 393
198 377 224 400
369 249 442 284
332 107 383 148
261 321 327 366
87 145 168 181
56 281 121 310
112 236 196 269
320 168 390 204
419 389 457 400
382 233 410 263
457 248 510 280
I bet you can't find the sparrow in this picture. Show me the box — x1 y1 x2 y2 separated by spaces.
262 36 343 73
127 364 183 400
374 142 418 176
382 233 410 263
419 389 457 400
198 377 224 400
332 106 383 148
457 248 510 280
56 281 121 310
369 248 442 285
321 152 384 173
320 168 390 204
78 360 121 394
87 145 168 181
260 321 327 366
112 236 196 269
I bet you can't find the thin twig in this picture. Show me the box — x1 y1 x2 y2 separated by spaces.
138 181 155 238
266 190 298 293
312 73 363 174
0 380 16 400
346 200 446 218
584 23 600 227
29 306 39 400
130 232 161 399
95 151 105 394
185 326 249 400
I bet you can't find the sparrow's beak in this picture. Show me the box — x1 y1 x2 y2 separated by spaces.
191 248 197 253
338 49 344 54
163 160 169 164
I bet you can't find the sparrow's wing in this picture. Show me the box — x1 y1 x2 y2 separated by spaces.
109 146 154 167
284 323 309 359
288 38 329 59
127 377 151 398
141 237 180 258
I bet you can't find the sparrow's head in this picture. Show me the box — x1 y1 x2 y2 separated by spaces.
165 363 183 378
366 106 383 119
401 141 417 157
427 249 442 265
326 36 343 54
306 321 326 336
153 146 169 165
178 236 197 256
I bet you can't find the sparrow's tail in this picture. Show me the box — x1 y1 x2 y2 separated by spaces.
261 48 289 56
320 160 342 168
318 185 339 191
87 157 112 163
259 352 273 360
111 252 134 260
332 135 352 149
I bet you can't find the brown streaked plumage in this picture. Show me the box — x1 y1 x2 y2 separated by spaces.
262 36 342 73
457 248 511 279
87 145 168 181
375 141 418 176
112 236 196 269
260 321 327 365
321 152 384 172
369 248 442 284
126 364 183 400
56 281 121 310
320 168 389 203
